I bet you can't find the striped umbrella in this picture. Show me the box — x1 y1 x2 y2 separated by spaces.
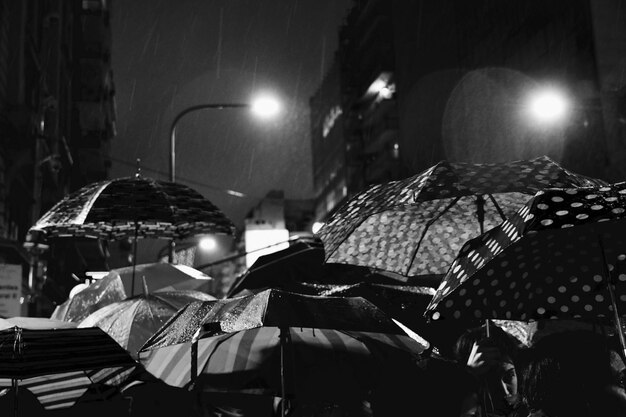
139 289 429 414
0 317 139 412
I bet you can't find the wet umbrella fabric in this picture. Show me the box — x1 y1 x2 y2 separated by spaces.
226 241 325 298
426 182 626 325
50 262 213 323
317 155 605 279
138 289 429 398
78 289 216 358
25 175 236 242
0 317 138 411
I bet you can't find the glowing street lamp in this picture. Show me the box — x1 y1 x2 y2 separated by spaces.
166 93 280 261
198 236 217 252
527 88 569 125
169 93 281 183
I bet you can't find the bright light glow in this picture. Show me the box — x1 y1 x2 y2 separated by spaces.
69 283 89 298
244 229 290 268
528 88 569 124
311 222 325 234
251 95 281 119
379 86 393 99
199 236 218 251
85 271 109 280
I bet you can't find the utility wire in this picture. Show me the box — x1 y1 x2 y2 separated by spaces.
109 156 262 199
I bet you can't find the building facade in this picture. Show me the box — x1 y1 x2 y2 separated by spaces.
0 0 116 315
393 0 625 181
310 0 400 224
310 0 626 227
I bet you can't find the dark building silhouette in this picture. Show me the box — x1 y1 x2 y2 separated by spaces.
311 0 399 223
310 0 626 224
0 0 116 315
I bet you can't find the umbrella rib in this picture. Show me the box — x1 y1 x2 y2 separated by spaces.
405 196 461 276
74 182 110 225
487 193 507 222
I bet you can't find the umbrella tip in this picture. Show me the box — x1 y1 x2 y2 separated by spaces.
135 158 142 178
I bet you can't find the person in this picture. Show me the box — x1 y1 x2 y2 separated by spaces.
453 322 525 417
518 329 626 417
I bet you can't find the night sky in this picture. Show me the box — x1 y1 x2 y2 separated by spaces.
110 0 351 228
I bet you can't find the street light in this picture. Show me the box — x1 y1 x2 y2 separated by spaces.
526 87 569 125
169 94 281 182
166 94 280 261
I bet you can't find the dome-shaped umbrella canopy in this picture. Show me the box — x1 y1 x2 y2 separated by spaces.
26 175 236 243
79 289 216 358
51 262 214 323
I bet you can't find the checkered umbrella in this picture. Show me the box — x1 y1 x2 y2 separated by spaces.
425 182 626 354
317 156 605 280
0 317 138 413
25 174 236 243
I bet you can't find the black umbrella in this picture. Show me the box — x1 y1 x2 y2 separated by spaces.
139 289 429 416
0 317 139 414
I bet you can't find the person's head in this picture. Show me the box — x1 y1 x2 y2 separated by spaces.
519 330 619 417
454 322 521 366
454 322 523 414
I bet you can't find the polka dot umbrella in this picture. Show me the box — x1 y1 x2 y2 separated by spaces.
317 156 605 283
425 182 626 357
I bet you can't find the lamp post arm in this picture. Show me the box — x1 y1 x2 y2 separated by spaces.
169 103 250 183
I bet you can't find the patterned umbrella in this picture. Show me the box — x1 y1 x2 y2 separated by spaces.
425 182 626 353
317 156 605 280
51 262 214 323
0 317 138 412
25 174 236 243
138 289 429 411
79 288 216 358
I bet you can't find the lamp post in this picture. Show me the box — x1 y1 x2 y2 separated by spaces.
166 95 281 260
169 96 281 182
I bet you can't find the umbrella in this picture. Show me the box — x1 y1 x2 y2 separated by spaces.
425 181 626 355
26 174 236 242
78 287 216 358
25 173 236 297
317 155 606 280
138 289 429 413
0 316 139 413
227 240 437 298
51 262 214 323
226 240 325 298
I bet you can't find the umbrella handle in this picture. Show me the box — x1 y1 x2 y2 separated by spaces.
130 221 139 297
599 237 626 361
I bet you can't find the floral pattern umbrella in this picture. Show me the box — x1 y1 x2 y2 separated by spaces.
425 182 626 327
25 174 236 243
317 156 605 279
0 317 138 411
